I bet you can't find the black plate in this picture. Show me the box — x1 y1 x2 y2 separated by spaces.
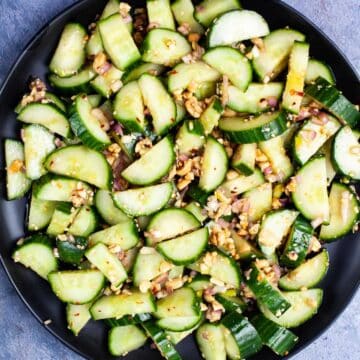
0 0 359 359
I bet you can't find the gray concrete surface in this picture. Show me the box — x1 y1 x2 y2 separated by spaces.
0 0 359 359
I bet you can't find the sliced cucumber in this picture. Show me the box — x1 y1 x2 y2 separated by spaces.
280 215 313 268
319 182 359 241
176 120 206 155
215 294 247 313
332 126 360 180
208 10 269 47
222 311 262 359
320 139 337 184
157 228 208 266
168 61 220 94
69 95 111 151
220 168 265 196
86 29 103 57
155 287 201 331
142 28 191 65
138 74 177 135
121 137 175 185
66 302 92 336
166 323 200 345
94 189 129 225
279 250 329 291
305 59 335 84
293 115 341 165
142 321 182 360
45 145 112 190
196 323 226 360
90 291 156 320
85 243 127 287
34 175 92 202
203 46 252 91
49 66 97 95
243 182 273 222
49 23 86 77
258 209 298 257
259 289 323 328
68 206 98 237
219 111 288 144
98 14 140 70
189 249 241 289
185 201 208 224
252 29 306 82
108 325 147 356
27 195 56 231
113 182 174 217
251 314 298 356
18 103 70 138
232 231 263 261
232 143 256 175
147 0 175 30
195 0 241 27
47 203 79 236
88 221 139 250
187 274 211 292
199 137 228 193
292 156 330 224
113 81 146 133
199 97 223 135
282 42 310 114
12 234 57 280
48 270 105 304
259 133 294 181
90 65 124 98
305 77 360 128
146 208 201 245
23 124 55 180
5 139 31 200
228 83 284 114
171 0 204 34
122 62 166 84
105 313 152 328
57 235 87 265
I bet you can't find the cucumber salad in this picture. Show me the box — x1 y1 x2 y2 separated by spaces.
5 0 360 359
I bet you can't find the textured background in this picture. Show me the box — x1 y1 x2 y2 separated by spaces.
0 0 359 359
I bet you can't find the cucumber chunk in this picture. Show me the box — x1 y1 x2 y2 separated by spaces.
306 59 335 84
146 208 201 245
90 65 123 98
331 126 360 180
18 103 70 138
199 97 223 135
12 234 57 279
203 46 252 91
94 189 129 225
57 235 87 265
279 250 330 290
176 120 206 155
142 28 191 65
293 115 341 165
147 0 175 30
199 137 228 193
66 303 92 336
108 325 147 356
85 243 128 287
98 14 140 70
48 270 105 304
49 23 86 77
292 156 330 224
319 182 359 241
113 182 174 217
5 139 31 200
196 323 226 360
27 195 56 231
171 0 204 34
157 228 209 265
122 62 166 84
253 29 305 82
228 83 284 114
45 145 112 190
208 10 269 47
68 206 98 237
138 74 177 135
282 42 310 114
47 203 79 236
90 291 156 320
88 221 139 250
121 136 175 185
69 95 111 151
113 81 146 133
259 289 323 328
219 111 288 144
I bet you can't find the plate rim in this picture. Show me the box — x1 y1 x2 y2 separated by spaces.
0 0 359 359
